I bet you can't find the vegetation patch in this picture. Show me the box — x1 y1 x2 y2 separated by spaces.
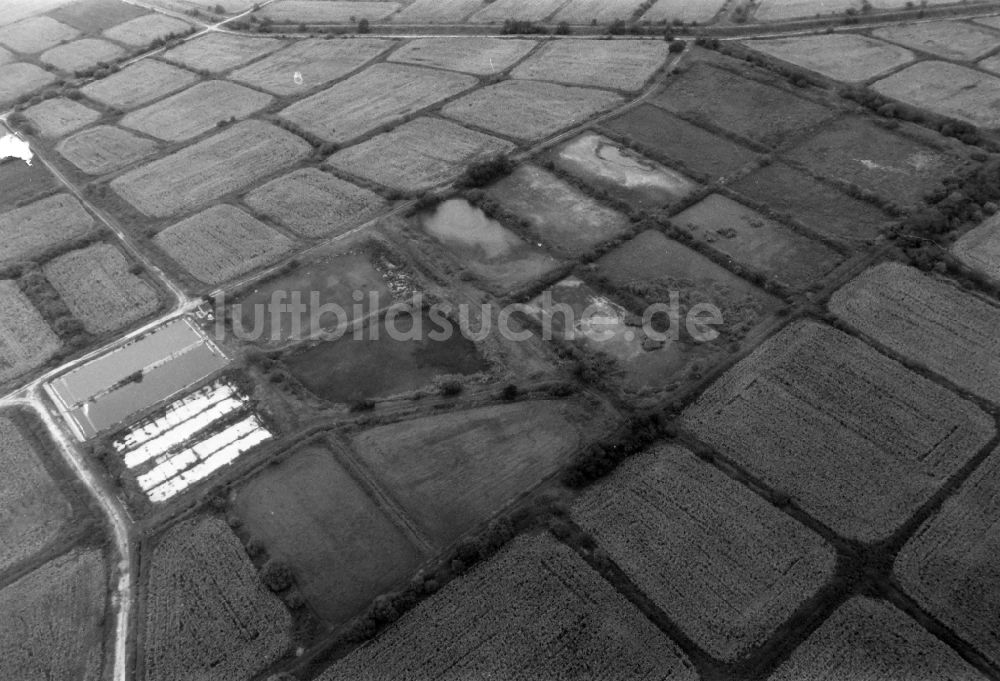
161 32 285 74
0 152 60 211
0 194 96 269
0 16 79 54
40 38 125 75
873 61 1000 129
57 124 159 176
22 97 100 139
254 0 401 23
468 0 566 23
102 13 193 47
511 38 670 92
80 59 198 111
872 20 1000 61
0 63 57 107
742 34 914 83
389 36 535 75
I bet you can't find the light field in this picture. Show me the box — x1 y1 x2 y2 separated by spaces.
0 281 61 384
641 0 726 22
953 212 1000 284
552 0 648 24
512 39 670 92
255 1 401 23
22 97 100 139
81 59 198 111
873 61 1000 129
393 0 485 22
387 36 535 75
682 321 994 541
0 16 78 54
468 0 565 23
0 194 96 269
57 125 159 175
102 13 191 47
744 34 914 83
40 38 124 74
0 63 57 106
872 20 1000 60
161 32 284 74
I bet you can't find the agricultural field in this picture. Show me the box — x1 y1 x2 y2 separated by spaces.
770 597 984 680
22 97 100 138
830 262 1000 405
743 34 914 83
873 61 1000 128
351 401 603 546
641 0 726 22
40 38 124 74
468 0 566 23
43 243 160 334
443 80 623 142
552 0 647 24
49 0 149 32
421 198 561 292
0 193 96 269
573 445 835 661
0 413 72 574
730 162 888 243
234 443 425 624
243 168 386 238
553 132 698 207
110 120 311 218
393 0 487 23
682 321 994 541
754 0 960 22
484 164 632 256
57 125 159 175
388 36 535 75
0 63 57 106
0 549 107 681
785 116 956 207
120 80 273 142
321 534 698 681
102 13 192 47
952 212 1000 284
602 104 759 179
896 446 1000 669
255 1 402 23
326 117 514 193
80 59 198 111
671 193 843 290
140 517 291 681
0 151 60 211
0 281 62 383
654 62 834 148
0 15 78 54
511 38 670 92
229 37 393 96
871 20 1000 60
161 32 285 74
153 205 295 286
279 63 477 145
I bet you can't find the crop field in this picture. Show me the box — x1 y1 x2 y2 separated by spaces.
326 116 514 193
485 164 631 256
830 262 1000 405
23 97 100 138
0 414 72 573
102 13 192 47
393 0 487 23
0 153 60 211
953 212 1000 284
229 37 393 96
770 597 983 680
235 443 425 624
43 243 160 334
753 0 858 20
601 104 758 179
280 63 477 145
0 63 57 106
49 0 149 32
321 534 697 681
57 125 159 175
140 517 291 681
161 33 285 74
111 120 311 218
671 194 843 290
468 0 566 23
573 445 835 661
255 1 401 23
388 36 535 75
512 39 669 92
0 549 107 681
872 20 1000 60
896 447 1000 668
730 162 888 243
0 194 96 269
682 321 994 541
653 62 833 148
40 38 124 73
352 401 602 546
786 116 956 207
443 80 623 142
0 281 62 384
120 80 273 142
0 16 78 54
744 34 914 83
641 0 726 22
873 61 1000 128
81 59 198 111
552 0 647 24
154 205 295 285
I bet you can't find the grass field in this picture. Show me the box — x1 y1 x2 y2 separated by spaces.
0 549 107 681
0 280 61 384
321 534 697 681
602 104 758 179
0 16 78 53
327 116 514 192
682 321 994 541
0 193 96 269
255 1 401 23
23 97 100 138
243 167 385 238
0 63 57 107
154 204 295 285
57 125 159 175
0 154 60 211
952 212 1000 285
280 63 477 145
671 193 842 289
872 20 1000 60
573 444 835 661
443 80 623 141
830 262 1000 405
40 38 124 73
393 0 487 23
235 443 424 624
81 59 198 111
162 32 285 74
388 36 535 75
43 242 159 334
352 401 600 547
111 120 311 218
120 80 272 142
140 516 291 681
654 62 833 147
229 37 392 96
641 0 726 22
744 34 914 83
102 13 191 47
468 0 565 23
873 61 1000 128
512 39 669 92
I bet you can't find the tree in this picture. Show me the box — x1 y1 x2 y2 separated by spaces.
358 17 370 33
260 559 293 592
